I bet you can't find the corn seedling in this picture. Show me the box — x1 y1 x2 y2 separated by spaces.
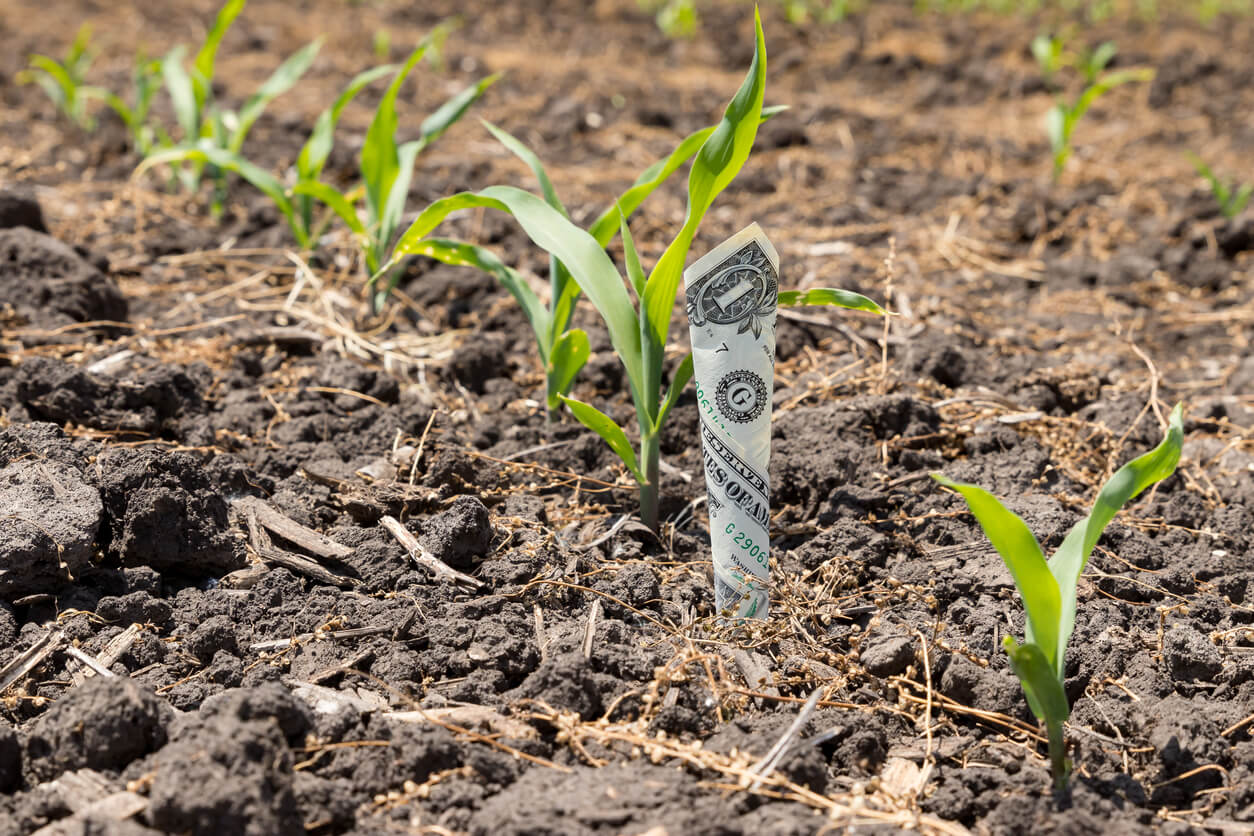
1031 35 1153 180
381 10 882 530
20 24 98 131
397 108 783 415
92 52 164 155
1186 152 1252 219
139 32 496 280
160 27 321 214
932 403 1184 790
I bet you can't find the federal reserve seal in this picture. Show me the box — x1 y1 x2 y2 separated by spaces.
715 370 768 424
685 241 779 338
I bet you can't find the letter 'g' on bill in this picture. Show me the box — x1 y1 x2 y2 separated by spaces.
683 223 779 618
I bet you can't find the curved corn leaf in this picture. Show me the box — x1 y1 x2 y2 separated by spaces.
932 474 1062 673
138 143 302 244
291 180 364 241
585 106 784 247
361 42 428 223
654 352 694 433
548 329 591 411
1003 636 1071 790
620 212 646 299
1050 403 1183 676
192 0 246 110
383 186 644 402
375 139 425 273
230 38 322 153
482 120 568 217
642 7 767 351
162 46 198 139
417 74 501 152
560 395 644 484
297 64 396 182
1072 68 1153 125
404 237 551 365
777 287 884 315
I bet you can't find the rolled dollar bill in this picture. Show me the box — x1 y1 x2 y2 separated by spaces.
683 223 779 619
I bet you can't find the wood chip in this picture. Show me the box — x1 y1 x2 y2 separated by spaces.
385 705 536 740
70 624 141 685
380 515 483 589
234 496 352 561
0 629 65 695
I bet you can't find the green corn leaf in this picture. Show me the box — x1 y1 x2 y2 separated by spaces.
481 120 568 217
620 212 647 299
417 74 501 152
361 42 429 224
1002 637 1069 725
560 395 644 484
377 139 425 271
297 64 396 182
404 237 551 365
383 186 645 401
1030 33 1059 77
642 7 767 350
1003 636 1071 789
478 120 575 341
162 46 198 139
291 180 365 240
138 143 302 244
230 38 322 153
193 0 246 110
1045 103 1066 155
1186 151 1227 204
1231 183 1253 217
26 56 75 101
1072 68 1154 125
1050 403 1183 675
585 106 785 247
548 329 591 410
653 352 694 433
1086 41 1118 79
91 87 134 128
931 474 1062 672
777 287 885 315
68 24 93 70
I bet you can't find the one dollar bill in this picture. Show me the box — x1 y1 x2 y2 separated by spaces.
683 222 779 619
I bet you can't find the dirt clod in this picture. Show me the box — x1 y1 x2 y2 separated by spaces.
21 677 168 785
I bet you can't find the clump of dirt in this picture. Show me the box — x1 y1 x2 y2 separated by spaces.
0 227 126 329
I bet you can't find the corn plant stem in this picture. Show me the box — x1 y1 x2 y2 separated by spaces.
1046 716 1069 792
639 430 661 533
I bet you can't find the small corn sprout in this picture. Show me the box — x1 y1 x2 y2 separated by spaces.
1031 35 1153 180
20 24 98 131
156 1 320 214
381 10 882 530
138 29 497 278
95 53 164 156
933 403 1183 790
1186 152 1252 219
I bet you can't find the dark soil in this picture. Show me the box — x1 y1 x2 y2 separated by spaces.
1 0 1252 834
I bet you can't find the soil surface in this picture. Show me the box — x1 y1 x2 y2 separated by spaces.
1 1 1253 834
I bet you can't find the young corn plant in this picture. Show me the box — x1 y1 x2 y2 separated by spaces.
93 52 164 156
139 35 497 278
394 108 784 415
1031 36 1153 180
1186 152 1252 219
932 403 1184 790
159 32 322 213
379 10 882 530
20 24 98 131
